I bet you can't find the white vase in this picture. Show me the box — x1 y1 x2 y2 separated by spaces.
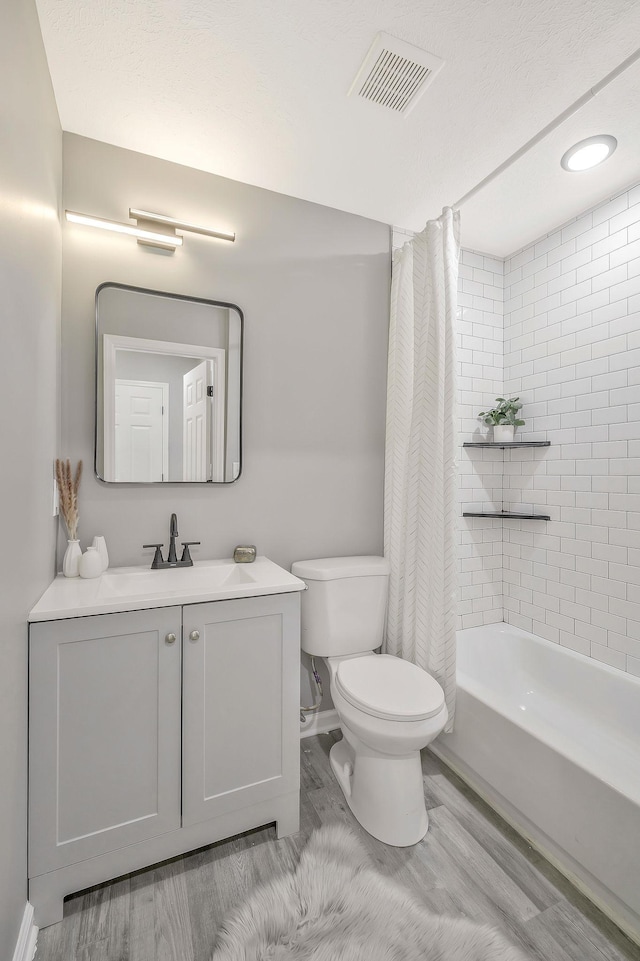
92 535 109 571
79 546 103 579
493 424 515 443
62 540 82 577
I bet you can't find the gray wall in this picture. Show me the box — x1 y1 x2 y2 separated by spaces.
62 134 390 711
0 0 61 952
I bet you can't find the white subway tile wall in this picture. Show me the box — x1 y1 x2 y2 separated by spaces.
503 183 640 677
394 189 640 677
457 249 505 629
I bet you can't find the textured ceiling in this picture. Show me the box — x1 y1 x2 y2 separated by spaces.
462 56 640 255
36 0 640 256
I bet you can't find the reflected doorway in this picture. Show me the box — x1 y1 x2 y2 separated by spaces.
114 379 169 482
102 335 225 482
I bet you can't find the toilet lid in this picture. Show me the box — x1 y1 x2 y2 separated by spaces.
335 655 445 721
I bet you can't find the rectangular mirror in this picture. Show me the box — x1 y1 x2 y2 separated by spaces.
96 283 242 483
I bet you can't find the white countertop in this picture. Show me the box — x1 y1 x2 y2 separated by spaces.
29 556 306 622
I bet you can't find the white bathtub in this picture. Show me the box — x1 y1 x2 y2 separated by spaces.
431 623 640 945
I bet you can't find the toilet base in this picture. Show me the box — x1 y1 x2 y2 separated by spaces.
329 735 429 847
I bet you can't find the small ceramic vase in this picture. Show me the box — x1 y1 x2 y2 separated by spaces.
92 535 109 571
63 540 82 577
493 424 515 443
79 546 103 579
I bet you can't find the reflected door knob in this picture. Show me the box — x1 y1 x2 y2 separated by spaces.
189 630 200 641
165 633 176 644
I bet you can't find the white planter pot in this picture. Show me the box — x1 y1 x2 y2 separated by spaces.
493 424 515 443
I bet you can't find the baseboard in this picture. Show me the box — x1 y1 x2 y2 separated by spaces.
11 903 38 961
300 708 340 738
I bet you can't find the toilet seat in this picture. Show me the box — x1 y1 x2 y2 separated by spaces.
335 654 445 722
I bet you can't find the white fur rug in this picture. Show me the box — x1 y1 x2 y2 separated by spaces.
211 824 530 960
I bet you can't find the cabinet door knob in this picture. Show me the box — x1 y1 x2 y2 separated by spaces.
189 630 200 641
165 633 177 644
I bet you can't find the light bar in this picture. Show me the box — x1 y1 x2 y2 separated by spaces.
129 208 236 242
65 211 182 249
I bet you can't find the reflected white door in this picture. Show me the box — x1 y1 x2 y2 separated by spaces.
183 361 209 481
115 380 168 482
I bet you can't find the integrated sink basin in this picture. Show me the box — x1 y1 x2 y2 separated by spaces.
98 561 257 599
29 556 306 622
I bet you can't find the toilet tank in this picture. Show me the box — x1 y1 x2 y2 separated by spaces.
291 556 390 657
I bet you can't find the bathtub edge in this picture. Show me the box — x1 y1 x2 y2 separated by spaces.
429 742 640 949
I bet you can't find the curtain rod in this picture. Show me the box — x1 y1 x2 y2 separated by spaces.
454 46 640 209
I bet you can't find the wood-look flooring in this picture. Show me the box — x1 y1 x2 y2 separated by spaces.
36 732 640 961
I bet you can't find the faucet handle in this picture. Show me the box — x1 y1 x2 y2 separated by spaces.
143 544 165 569
180 541 200 566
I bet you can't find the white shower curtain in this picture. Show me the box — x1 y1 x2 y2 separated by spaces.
384 207 459 730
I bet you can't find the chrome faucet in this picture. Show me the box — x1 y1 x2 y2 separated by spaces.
143 513 200 569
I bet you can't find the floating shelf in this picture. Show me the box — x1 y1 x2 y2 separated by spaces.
462 439 551 521
463 511 551 521
463 441 551 449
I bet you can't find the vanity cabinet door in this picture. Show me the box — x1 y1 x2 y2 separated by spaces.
29 607 182 875
182 593 300 827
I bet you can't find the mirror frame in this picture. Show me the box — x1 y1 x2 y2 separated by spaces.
95 281 243 485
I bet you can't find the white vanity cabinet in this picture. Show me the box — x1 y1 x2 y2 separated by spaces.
29 591 301 927
182 595 300 827
29 607 183 876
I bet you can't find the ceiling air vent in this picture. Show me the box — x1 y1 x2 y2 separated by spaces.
348 32 444 117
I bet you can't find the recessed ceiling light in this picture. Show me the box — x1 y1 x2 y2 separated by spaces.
560 135 617 172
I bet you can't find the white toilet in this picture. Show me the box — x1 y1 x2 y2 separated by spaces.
291 555 448 847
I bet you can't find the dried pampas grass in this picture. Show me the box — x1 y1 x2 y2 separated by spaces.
55 458 82 540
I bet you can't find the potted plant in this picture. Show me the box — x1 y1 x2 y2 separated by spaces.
478 397 524 443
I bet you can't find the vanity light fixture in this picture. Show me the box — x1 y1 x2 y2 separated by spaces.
65 208 236 251
560 135 617 172
129 209 235 243
65 211 183 250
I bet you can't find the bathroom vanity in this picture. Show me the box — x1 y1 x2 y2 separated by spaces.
28 557 304 926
